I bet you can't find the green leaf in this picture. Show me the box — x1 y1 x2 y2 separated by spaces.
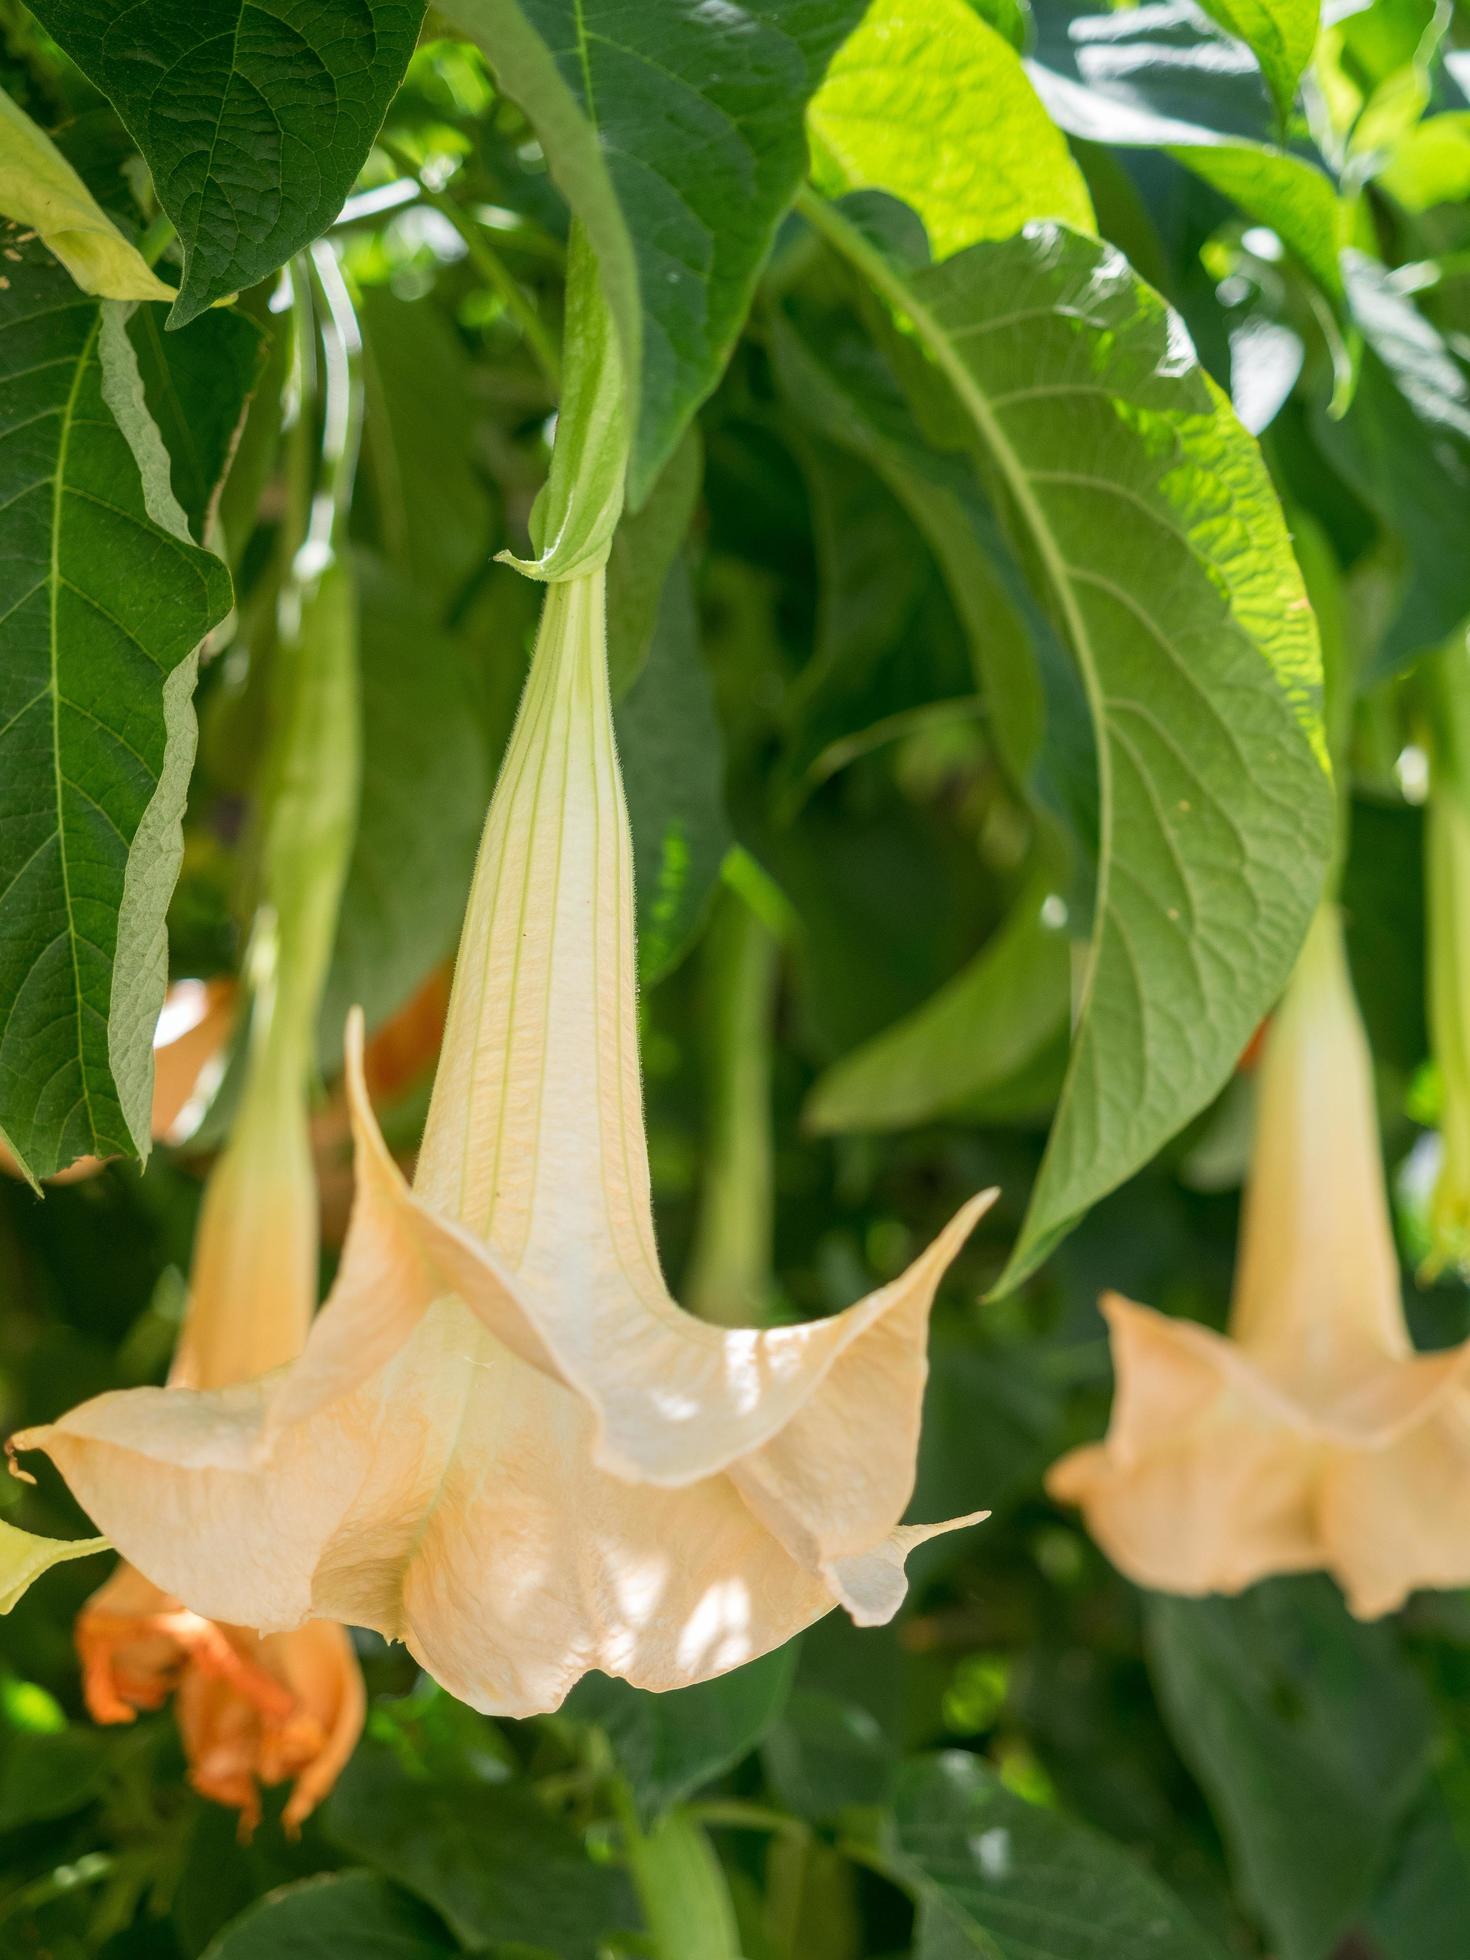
203 1872 458 1960
320 555 494 1059
803 203 1332 1288
1147 1581 1436 1960
607 429 702 696
0 1723 108 1831
1196 0 1320 123
357 286 496 612
436 0 867 505
762 1690 893 1824
616 562 732 982
0 242 231 1178
26 0 424 326
128 303 266 544
1027 1 1344 309
807 0 1095 255
566 1644 795 1827
622 1809 742 1960
805 873 1069 1133
325 1744 636 1957
0 1519 108 1613
1314 252 1470 679
0 82 171 300
890 1752 1224 1959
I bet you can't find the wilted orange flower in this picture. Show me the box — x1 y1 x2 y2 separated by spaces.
77 1564 362 1834
1049 905 1470 1618
19 566 993 1714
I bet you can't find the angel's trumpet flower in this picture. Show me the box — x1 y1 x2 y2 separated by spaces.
19 564 994 1716
1048 905 1470 1618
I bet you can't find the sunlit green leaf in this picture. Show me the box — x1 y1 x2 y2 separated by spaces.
1197 0 1320 123
808 0 1094 255
802 202 1332 1289
0 83 171 301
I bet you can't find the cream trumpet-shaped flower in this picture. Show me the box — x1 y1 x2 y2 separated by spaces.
74 948 364 1832
18 566 994 1716
1048 904 1470 1619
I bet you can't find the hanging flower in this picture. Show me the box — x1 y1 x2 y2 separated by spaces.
17 565 993 1715
1048 904 1470 1618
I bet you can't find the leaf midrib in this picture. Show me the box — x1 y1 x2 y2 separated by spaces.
47 307 103 1155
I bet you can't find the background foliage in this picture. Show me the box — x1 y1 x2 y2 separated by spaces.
1 0 1469 1954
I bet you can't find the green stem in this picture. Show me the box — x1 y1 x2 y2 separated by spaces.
610 1784 743 1960
685 880 781 1326
379 138 560 390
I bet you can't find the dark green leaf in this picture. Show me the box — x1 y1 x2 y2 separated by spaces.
1315 253 1470 679
28 0 424 325
616 562 731 982
358 287 498 615
437 0 867 503
203 1872 458 1960
0 1725 107 1831
128 304 266 544
806 208 1332 1287
0 243 231 1178
891 1752 1225 1959
606 429 701 696
325 1745 636 1956
566 1644 795 1827
762 1690 892 1824
1147 1579 1436 1960
320 555 496 1059
1028 0 1344 308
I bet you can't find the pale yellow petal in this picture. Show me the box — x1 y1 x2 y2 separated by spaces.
825 1512 991 1627
1047 1298 1325 1596
0 86 173 300
1318 1390 1470 1617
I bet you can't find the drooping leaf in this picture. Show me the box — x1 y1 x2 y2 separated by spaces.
1196 0 1320 123
1147 1581 1436 1960
0 242 231 1178
803 204 1332 1289
890 1752 1225 1959
0 82 171 300
567 1643 795 1828
325 1745 636 1958
203 1872 458 1960
436 0 867 504
807 0 1095 255
26 0 425 326
319 555 495 1059
616 561 732 982
358 286 498 614
128 303 266 544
